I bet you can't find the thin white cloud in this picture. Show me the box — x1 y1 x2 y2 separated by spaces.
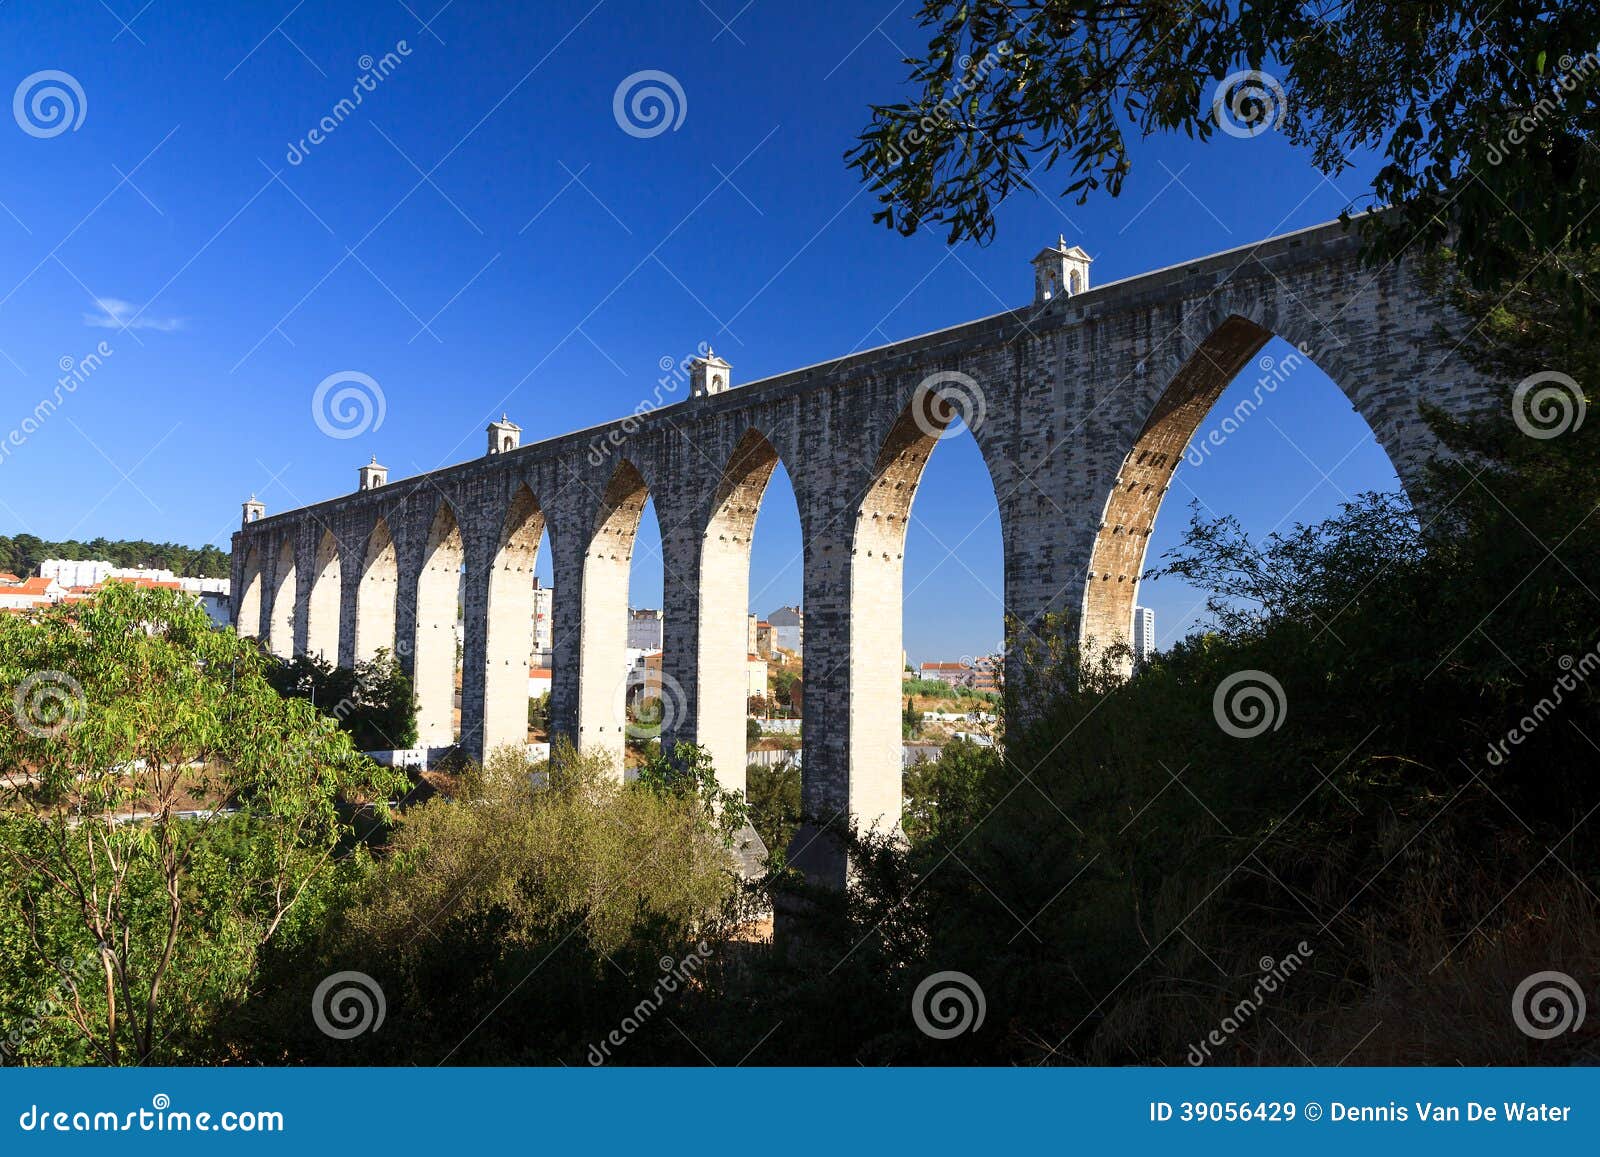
84 297 185 332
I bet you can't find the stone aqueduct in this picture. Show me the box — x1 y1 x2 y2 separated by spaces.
231 220 1490 881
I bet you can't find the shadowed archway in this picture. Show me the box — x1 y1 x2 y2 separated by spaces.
482 485 547 755
578 460 654 774
237 546 263 640
355 517 399 664
267 537 295 657
413 502 464 746
1080 315 1406 665
305 528 341 662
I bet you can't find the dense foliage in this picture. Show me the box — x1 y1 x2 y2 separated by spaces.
238 742 753 1065
263 650 418 753
0 585 403 1064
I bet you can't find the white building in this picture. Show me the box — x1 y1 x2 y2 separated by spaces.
532 581 553 667
0 576 64 611
767 605 802 655
627 607 663 651
918 661 971 687
39 559 116 587
1132 605 1156 666
39 560 229 597
626 649 665 701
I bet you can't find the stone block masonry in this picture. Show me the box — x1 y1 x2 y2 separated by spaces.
232 220 1493 887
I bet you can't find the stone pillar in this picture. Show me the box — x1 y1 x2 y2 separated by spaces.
393 544 421 731
545 521 586 756
576 537 632 776
458 537 492 760
790 508 854 887
291 527 314 659
337 544 360 670
656 509 703 755
234 544 264 641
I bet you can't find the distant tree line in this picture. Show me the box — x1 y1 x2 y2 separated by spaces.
0 534 230 579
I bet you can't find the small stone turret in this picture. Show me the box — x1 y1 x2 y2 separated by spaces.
358 456 388 491
690 350 732 398
1031 235 1092 304
488 414 521 454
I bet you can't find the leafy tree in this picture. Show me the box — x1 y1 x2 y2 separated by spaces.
0 584 404 1064
745 760 801 856
747 716 762 744
901 737 998 847
847 0 1600 295
528 691 550 736
242 740 746 1064
636 742 752 844
770 669 798 708
262 650 417 752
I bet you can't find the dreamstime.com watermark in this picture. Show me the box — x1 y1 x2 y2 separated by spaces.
911 369 987 441
1511 970 1588 1040
17 1095 283 1134
1512 370 1586 439
311 970 386 1039
587 942 713 1064
1210 70 1288 139
1212 669 1287 738
13 69 86 138
1485 642 1600 767
911 970 986 1039
587 342 710 466
312 370 386 439
10 670 87 739
613 70 687 138
1483 44 1600 166
617 667 687 743
879 29 1044 170
286 41 413 164
1 950 99 1065
0 341 114 468
1186 942 1315 1064
1185 345 1312 465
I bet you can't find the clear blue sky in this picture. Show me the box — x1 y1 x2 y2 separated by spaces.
0 1 1398 664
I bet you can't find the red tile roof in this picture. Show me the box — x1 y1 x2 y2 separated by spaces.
9 578 58 595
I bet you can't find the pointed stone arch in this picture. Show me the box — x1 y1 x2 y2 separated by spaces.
1077 312 1395 663
578 459 653 774
412 501 464 746
482 484 547 755
267 537 296 657
237 546 263 640
305 527 342 662
846 384 1008 836
355 517 399 664
695 427 789 793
